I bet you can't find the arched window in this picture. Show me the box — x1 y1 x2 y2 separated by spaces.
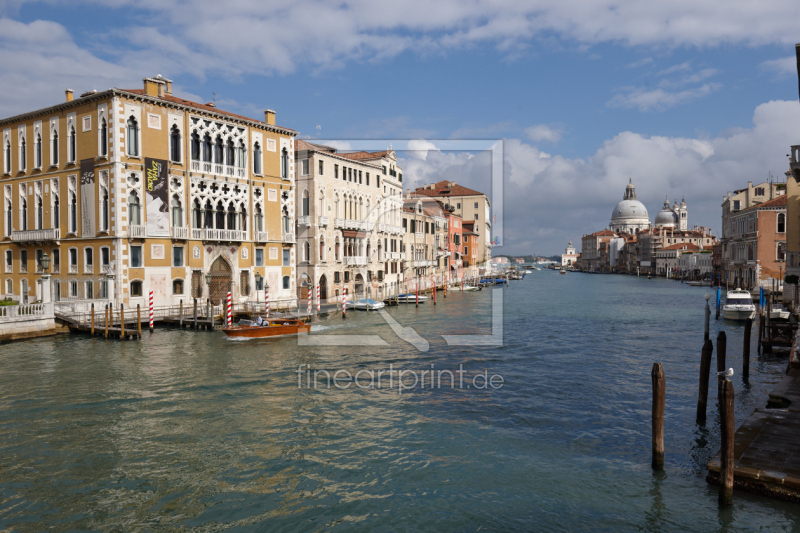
226 202 237 230
778 213 786 233
302 189 309 216
126 117 139 156
68 126 76 162
101 187 109 231
253 142 262 174
203 200 213 228
36 196 43 229
192 199 202 228
128 191 141 225
236 141 245 168
4 141 11 173
100 118 107 157
335 237 340 261
171 194 183 227
226 139 235 166
320 236 325 261
202 134 212 162
254 204 264 232
282 207 289 234
20 138 26 171
281 147 288 179
69 191 77 232
214 136 223 164
304 241 310 262
191 131 200 161
52 130 59 165
366 242 371 259
170 125 181 162
239 203 247 232
215 201 225 229
21 198 27 231
52 195 59 229
5 200 11 234
35 133 42 168
282 276 290 290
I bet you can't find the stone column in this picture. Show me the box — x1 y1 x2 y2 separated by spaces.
40 274 51 304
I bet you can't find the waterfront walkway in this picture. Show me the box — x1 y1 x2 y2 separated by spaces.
707 362 800 501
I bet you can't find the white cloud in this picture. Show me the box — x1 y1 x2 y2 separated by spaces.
406 139 440 160
626 57 654 68
760 56 797 76
608 82 721 111
400 99 800 254
525 124 564 143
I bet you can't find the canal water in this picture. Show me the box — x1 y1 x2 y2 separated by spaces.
1 271 799 531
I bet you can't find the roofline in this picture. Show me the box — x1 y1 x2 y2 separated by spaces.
0 88 297 137
295 143 382 169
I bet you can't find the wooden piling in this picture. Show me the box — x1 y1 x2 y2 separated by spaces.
716 330 727 394
104 305 109 339
180 300 184 327
743 318 752 382
651 362 665 470
704 301 710 342
121 305 125 339
193 298 198 329
91 303 95 335
697 339 713 423
137 305 142 338
719 379 735 506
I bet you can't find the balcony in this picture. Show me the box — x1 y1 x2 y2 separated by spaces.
254 231 269 242
191 228 247 242
344 256 367 266
11 228 61 242
298 216 311 226
171 226 188 240
334 218 344 228
318 216 329 226
190 160 247 178
129 225 147 238
411 260 435 267
282 232 296 244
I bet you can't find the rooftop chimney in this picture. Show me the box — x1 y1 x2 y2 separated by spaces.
264 109 276 125
65 89 73 102
143 76 166 98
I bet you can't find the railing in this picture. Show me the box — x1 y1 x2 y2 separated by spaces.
11 228 61 242
334 218 345 228
190 159 247 178
0 302 53 321
344 256 367 266
129 225 147 238
318 216 329 226
191 228 247 241
191 161 200 171
171 226 189 239
415 231 424 238
298 216 310 225
411 260 435 267
283 233 296 243
254 231 269 242
214 164 224 175
20 263 28 273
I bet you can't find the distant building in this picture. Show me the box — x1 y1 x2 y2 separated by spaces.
609 180 651 234
579 230 616 271
654 242 700 277
490 256 509 265
561 241 580 267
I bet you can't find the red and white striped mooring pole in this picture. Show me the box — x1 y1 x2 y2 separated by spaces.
307 293 312 318
265 287 270 318
342 287 347 319
148 290 154 331
226 292 232 326
316 284 320 313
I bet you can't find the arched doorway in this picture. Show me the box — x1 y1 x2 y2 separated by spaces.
298 274 310 299
319 274 328 302
354 273 364 299
208 256 232 304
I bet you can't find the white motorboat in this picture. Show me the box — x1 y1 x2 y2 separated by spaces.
559 270 567 275
722 289 756 321
395 293 429 303
462 285 480 292
345 298 385 310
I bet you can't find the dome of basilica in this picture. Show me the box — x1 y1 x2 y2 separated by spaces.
609 180 650 234
654 197 679 228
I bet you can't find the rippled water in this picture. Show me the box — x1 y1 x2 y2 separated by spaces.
1 271 799 531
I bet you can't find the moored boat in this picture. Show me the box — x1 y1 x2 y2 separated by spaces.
722 288 756 321
395 293 429 303
222 318 310 338
345 298 386 310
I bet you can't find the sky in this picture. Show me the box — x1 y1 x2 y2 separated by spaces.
1 0 800 255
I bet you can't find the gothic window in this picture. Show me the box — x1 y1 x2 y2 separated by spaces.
126 117 139 156
226 139 235 166
192 198 202 228
215 201 225 229
36 196 43 229
4 141 10 173
253 142 262 174
171 195 183 227
226 202 236 230
20 138 26 171
202 134 212 162
778 213 786 233
214 136 223 164
34 133 42 168
204 200 213 228
320 236 325 261
52 130 59 165
302 189 309 216
254 204 263 232
53 195 60 229
191 131 200 160
304 241 310 262
100 118 108 157
281 147 288 179
236 140 245 168
68 126 76 162
170 125 181 162
128 191 141 225
21 197 27 231
69 191 77 233
239 203 247 231
100 187 109 231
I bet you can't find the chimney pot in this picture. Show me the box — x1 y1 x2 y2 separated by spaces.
264 109 276 126
65 89 73 102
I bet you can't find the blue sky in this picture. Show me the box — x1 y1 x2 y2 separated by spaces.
2 0 800 254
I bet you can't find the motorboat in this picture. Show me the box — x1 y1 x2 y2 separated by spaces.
395 293 429 303
223 318 311 338
345 298 386 310
559 270 567 275
722 289 757 321
462 285 481 291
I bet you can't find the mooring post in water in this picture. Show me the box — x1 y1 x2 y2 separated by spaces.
715 287 720 320
193 298 198 330
651 362 665 470
137 304 142 338
697 339 713 423
180 299 183 328
120 304 125 339
743 318 752 382
717 331 727 395
91 303 95 335
720 379 735 506
704 292 711 342
104 305 109 339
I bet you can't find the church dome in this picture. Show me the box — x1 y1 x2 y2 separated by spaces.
654 197 679 228
612 199 649 221
609 180 651 233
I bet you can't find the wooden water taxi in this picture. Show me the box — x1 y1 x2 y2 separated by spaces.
222 318 310 338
